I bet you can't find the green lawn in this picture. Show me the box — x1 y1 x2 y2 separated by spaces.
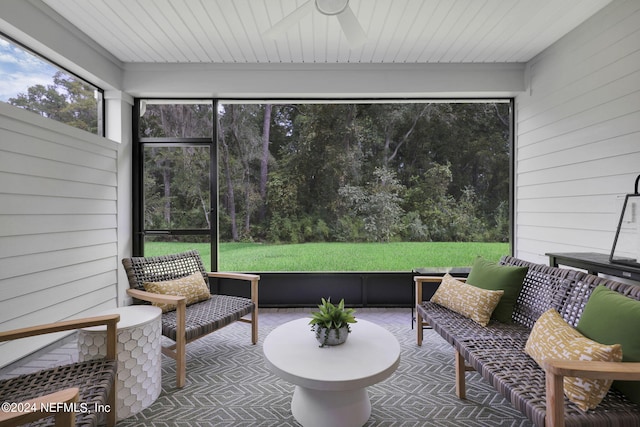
144 241 509 272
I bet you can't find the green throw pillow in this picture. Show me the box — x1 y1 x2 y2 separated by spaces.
577 285 640 405
465 257 528 323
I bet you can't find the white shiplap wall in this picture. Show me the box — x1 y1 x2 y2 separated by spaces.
0 103 119 366
514 0 640 264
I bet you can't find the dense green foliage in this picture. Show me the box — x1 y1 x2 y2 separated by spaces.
140 102 511 246
9 71 100 134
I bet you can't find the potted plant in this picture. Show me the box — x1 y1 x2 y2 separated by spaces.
309 297 357 347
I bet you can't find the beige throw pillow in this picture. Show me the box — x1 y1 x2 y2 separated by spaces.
431 273 504 326
144 272 211 313
525 308 623 411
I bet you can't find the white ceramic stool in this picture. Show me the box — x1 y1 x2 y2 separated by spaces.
78 305 162 420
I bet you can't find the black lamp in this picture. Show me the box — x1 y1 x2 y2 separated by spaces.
610 174 640 267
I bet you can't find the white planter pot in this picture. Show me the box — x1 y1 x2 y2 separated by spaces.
315 326 349 347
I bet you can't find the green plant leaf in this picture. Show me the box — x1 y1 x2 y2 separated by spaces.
308 297 357 330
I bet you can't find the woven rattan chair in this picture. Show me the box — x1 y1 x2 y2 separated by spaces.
0 314 119 427
121 250 259 388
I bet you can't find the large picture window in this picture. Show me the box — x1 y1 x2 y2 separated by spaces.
136 99 512 272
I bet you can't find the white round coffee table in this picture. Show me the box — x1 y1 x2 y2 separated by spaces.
263 318 400 427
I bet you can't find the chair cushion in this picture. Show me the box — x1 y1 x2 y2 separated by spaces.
525 308 623 411
431 273 503 326
577 285 640 405
144 272 211 312
466 257 528 323
161 294 254 341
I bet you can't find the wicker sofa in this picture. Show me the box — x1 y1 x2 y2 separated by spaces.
415 256 640 427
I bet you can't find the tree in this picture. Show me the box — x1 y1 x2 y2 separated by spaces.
9 71 99 133
276 104 362 224
218 111 239 241
259 104 273 221
143 146 210 231
403 162 456 241
362 103 433 168
339 167 406 242
217 104 264 240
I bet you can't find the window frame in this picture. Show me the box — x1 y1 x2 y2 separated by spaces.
133 97 515 272
132 98 219 269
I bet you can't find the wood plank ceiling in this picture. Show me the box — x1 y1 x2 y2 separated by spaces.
42 0 612 64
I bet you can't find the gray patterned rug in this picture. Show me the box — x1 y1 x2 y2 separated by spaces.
118 309 533 426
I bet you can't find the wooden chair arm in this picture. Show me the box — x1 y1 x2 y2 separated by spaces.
0 314 120 362
542 360 640 427
207 272 260 303
126 288 187 305
0 387 79 427
542 359 640 381
207 272 260 282
0 315 119 342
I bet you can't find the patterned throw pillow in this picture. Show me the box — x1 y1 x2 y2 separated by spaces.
431 274 504 326
144 272 211 313
525 308 623 411
465 257 528 323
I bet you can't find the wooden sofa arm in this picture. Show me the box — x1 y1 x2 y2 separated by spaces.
0 387 79 427
542 359 640 427
543 359 640 381
414 275 467 305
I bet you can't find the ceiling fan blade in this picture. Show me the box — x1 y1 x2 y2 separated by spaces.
264 0 315 39
336 6 367 48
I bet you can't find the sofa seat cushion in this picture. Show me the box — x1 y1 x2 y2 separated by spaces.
144 272 211 313
0 359 117 427
431 274 504 326
526 309 622 411
577 285 640 405
161 294 254 341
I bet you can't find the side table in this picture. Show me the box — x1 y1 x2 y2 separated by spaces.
78 305 162 420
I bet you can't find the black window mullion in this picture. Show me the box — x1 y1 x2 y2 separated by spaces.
211 99 219 271
132 99 144 256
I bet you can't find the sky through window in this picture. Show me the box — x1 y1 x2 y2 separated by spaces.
0 37 57 102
